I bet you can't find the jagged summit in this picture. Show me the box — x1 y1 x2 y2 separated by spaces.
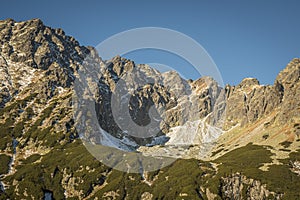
0 18 92 106
237 77 260 89
276 58 300 85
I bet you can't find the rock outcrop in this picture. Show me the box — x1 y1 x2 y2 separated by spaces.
223 77 283 129
220 173 282 200
275 58 300 124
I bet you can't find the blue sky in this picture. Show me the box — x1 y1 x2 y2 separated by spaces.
1 0 300 85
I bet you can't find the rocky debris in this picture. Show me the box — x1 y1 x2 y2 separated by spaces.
141 192 153 200
290 160 300 176
199 187 218 200
61 168 83 198
220 173 282 200
102 190 120 200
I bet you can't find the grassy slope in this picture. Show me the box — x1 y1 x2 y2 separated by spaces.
1 142 300 199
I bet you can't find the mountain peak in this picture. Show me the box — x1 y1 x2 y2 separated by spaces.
275 58 300 86
0 17 86 70
237 77 260 89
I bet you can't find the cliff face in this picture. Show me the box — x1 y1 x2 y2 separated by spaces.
224 58 299 130
223 78 283 129
275 58 300 125
0 18 299 199
0 18 88 107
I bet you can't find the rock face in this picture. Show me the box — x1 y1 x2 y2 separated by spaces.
224 59 300 130
75 53 225 149
223 80 283 129
220 173 282 200
275 58 300 124
92 56 176 146
0 18 90 102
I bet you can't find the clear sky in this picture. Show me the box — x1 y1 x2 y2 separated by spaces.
1 0 300 85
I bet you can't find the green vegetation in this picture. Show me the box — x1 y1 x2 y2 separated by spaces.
202 144 273 196
2 140 109 199
205 144 300 199
148 159 209 199
1 140 300 199
0 92 38 150
0 154 11 175
20 154 41 164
